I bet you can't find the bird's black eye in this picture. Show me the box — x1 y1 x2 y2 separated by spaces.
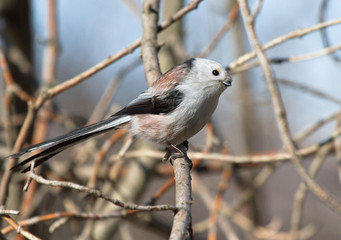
212 69 220 76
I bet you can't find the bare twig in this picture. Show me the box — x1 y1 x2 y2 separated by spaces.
250 0 263 21
0 103 36 207
198 2 239 58
207 167 232 240
319 0 341 62
87 129 127 189
336 119 341 184
229 17 341 72
295 110 341 143
20 0 59 221
0 209 20 216
119 0 142 19
0 47 34 102
0 210 139 235
2 215 41 240
233 42 341 73
29 171 178 212
290 143 333 240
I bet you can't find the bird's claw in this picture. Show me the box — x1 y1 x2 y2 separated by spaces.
164 141 192 169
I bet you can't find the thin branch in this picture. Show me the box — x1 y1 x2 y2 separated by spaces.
319 0 341 62
0 209 20 216
233 42 341 73
295 110 341 143
28 171 178 212
1 208 162 235
290 142 333 240
0 47 34 102
198 2 239 58
20 0 59 220
120 131 339 163
278 78 341 106
87 58 141 124
336 119 341 184
250 0 263 21
119 0 142 19
2 215 41 240
49 217 68 234
87 130 127 189
0 103 36 207
207 167 232 240
229 17 341 72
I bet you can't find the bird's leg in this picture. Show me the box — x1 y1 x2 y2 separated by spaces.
182 140 189 151
164 140 192 169
162 149 171 162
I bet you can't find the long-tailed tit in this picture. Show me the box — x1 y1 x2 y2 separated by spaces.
8 58 232 172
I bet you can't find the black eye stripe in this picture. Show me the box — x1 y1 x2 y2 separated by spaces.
212 69 220 76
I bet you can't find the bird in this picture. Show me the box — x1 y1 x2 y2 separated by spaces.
7 58 232 173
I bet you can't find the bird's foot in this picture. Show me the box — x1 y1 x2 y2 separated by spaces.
165 141 192 169
162 149 171 162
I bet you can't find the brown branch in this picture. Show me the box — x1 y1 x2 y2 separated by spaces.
28 171 178 212
19 0 59 223
0 103 36 208
2 215 41 240
1 210 138 235
0 47 34 102
169 144 192 240
87 129 127 189
207 168 232 240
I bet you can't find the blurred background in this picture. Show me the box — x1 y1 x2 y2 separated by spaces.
1 0 341 239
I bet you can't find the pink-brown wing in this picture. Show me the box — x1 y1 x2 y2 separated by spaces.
151 58 194 91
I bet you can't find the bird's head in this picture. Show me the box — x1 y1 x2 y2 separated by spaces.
182 58 232 91
151 58 232 94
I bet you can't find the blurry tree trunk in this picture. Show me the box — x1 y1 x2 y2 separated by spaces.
159 0 185 72
0 0 36 146
228 0 259 233
92 140 159 239
0 0 36 226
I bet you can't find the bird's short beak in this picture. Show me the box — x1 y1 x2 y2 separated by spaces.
222 80 232 87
